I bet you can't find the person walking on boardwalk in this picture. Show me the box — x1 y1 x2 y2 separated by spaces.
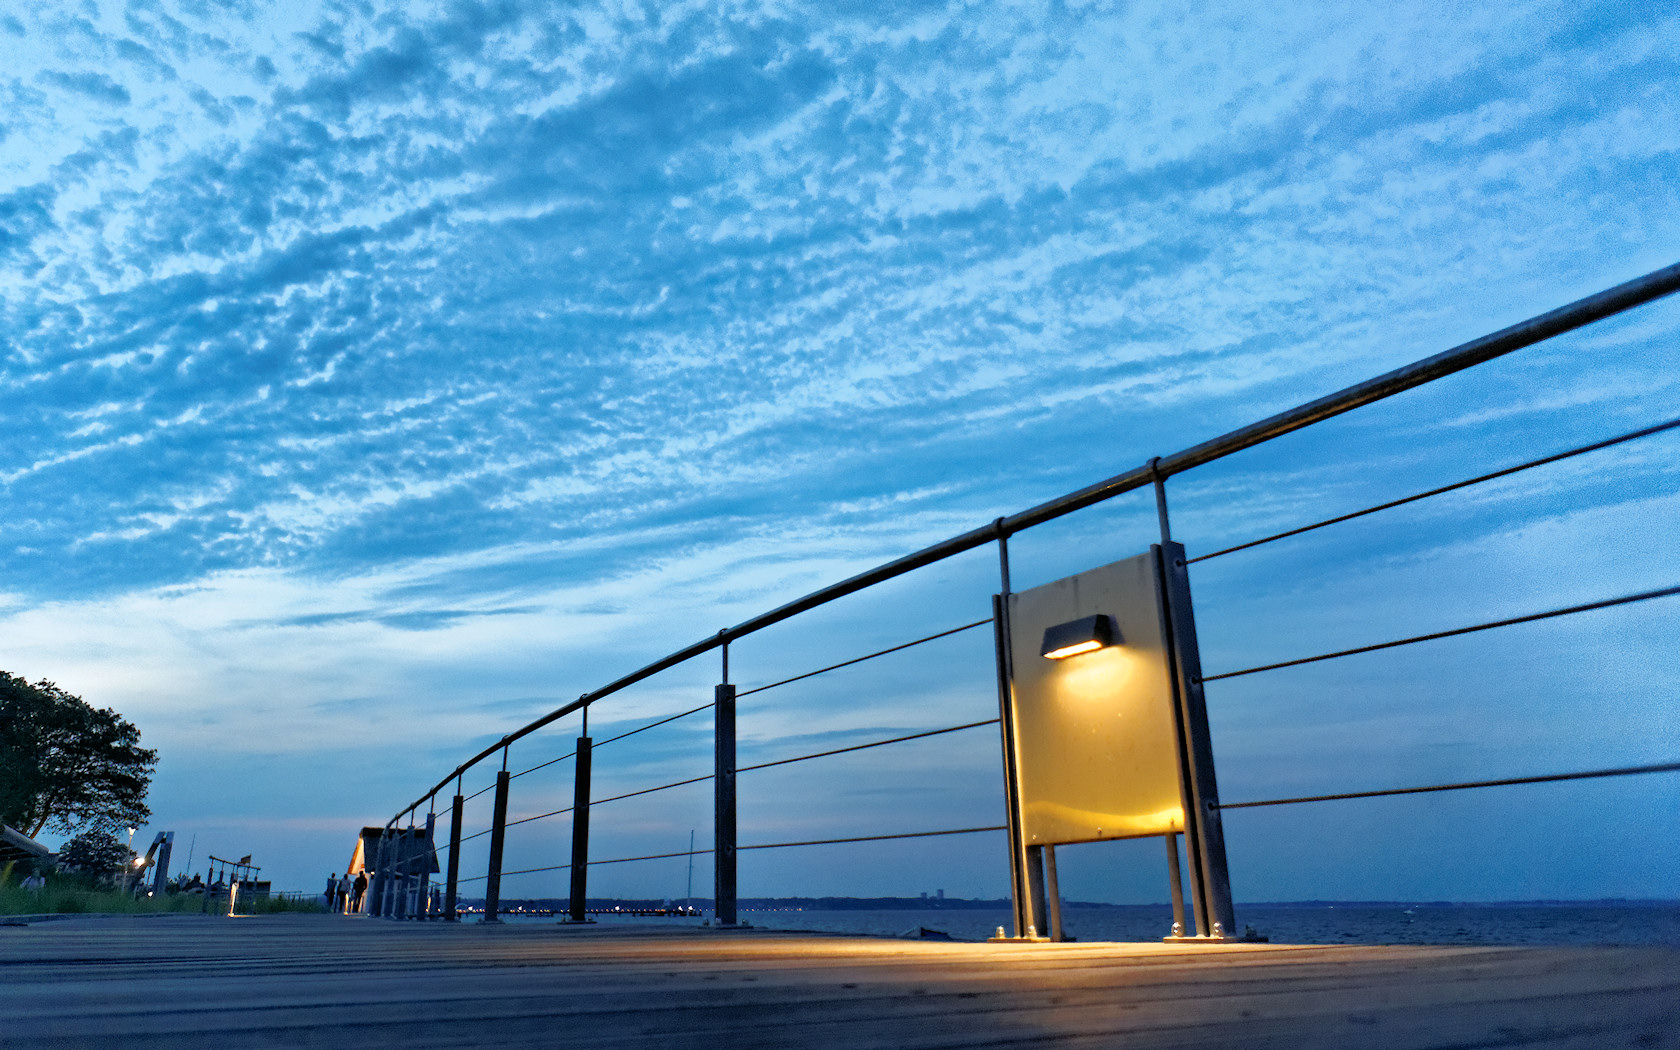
351 871 368 913
324 873 339 911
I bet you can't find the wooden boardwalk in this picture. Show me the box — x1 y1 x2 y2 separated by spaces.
3 914 1676 1048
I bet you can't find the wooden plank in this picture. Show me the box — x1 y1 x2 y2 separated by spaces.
2 916 1675 1048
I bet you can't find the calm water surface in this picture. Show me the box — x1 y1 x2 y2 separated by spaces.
560 903 1680 946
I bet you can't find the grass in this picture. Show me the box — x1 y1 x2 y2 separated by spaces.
0 874 325 917
248 893 328 915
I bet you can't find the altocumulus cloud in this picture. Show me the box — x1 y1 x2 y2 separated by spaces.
37 69 131 106
0 0 1677 896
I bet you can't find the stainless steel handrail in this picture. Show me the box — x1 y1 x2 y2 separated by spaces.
393 261 1680 823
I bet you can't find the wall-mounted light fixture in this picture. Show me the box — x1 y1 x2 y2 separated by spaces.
1039 614 1118 660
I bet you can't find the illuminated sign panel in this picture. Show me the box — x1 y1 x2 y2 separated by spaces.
1007 549 1184 845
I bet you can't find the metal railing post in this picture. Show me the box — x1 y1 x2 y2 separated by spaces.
483 769 510 924
363 837 377 916
392 856 409 919
1159 540 1237 936
1149 462 1235 936
568 734 593 922
1042 843 1063 941
714 678 738 926
385 834 403 918
1165 833 1187 937
444 792 463 921
1159 605 1210 938
419 812 435 918
370 830 392 917
395 824 415 920
992 523 1042 940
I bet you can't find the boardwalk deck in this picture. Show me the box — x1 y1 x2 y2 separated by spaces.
2 915 1676 1048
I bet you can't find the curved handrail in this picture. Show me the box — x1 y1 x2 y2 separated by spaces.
392 261 1680 824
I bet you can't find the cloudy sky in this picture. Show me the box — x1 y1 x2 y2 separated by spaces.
3 0 1677 908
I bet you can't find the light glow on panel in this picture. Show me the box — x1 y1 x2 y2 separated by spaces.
1010 553 1183 847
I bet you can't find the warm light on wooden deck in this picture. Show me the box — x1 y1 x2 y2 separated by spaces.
3 916 1676 1048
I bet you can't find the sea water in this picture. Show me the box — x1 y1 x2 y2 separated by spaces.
492 902 1680 945
546 902 1680 946
738 903 1680 945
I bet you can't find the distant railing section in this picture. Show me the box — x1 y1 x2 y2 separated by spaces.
373 615 1007 923
366 261 1680 933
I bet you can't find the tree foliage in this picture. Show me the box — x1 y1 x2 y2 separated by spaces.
0 672 157 839
57 830 134 877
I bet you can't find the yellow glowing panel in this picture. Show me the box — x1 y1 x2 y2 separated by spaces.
1008 549 1185 845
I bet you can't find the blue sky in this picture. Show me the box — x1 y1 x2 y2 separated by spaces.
2 0 1677 905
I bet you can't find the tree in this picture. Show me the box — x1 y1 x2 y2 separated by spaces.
0 672 157 839
57 830 134 878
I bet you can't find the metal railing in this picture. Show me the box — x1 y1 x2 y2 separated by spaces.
365 261 1680 935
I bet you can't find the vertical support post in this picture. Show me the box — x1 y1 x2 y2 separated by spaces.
1042 844 1064 942
1165 833 1186 936
483 769 510 924
991 522 1041 940
714 679 738 926
1160 540 1237 937
444 793 463 922
992 595 1028 938
382 844 399 918
419 812 435 919
370 830 392 917
393 835 409 920
398 824 417 919
1150 458 1236 938
1023 847 1049 937
363 838 377 916
568 734 593 922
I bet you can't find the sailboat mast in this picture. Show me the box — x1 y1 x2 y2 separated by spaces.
685 829 694 911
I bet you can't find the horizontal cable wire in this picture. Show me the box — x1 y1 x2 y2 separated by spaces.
495 862 573 878
504 722 999 819
740 825 1007 851
592 773 714 807
394 263 1680 823
1203 584 1680 682
506 701 713 783
505 805 575 829
1191 415 1680 564
736 618 994 698
1219 761 1680 810
595 702 715 748
510 750 577 781
463 781 498 803
372 762 1680 884
458 828 1003 878
738 719 1001 773
593 848 712 866
456 827 493 845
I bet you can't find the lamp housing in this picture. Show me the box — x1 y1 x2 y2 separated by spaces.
1039 614 1118 660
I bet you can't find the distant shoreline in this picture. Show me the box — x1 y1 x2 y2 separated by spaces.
453 895 1680 912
